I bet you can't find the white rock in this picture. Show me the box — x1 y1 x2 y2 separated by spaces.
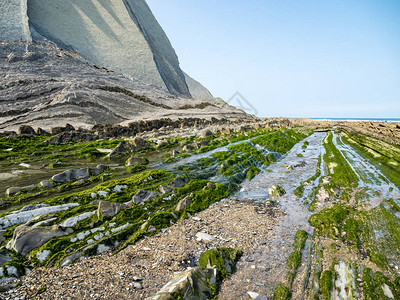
113 185 127 192
97 244 111 254
195 232 216 243
111 223 131 233
37 250 51 263
60 211 95 228
87 239 94 245
98 191 108 197
6 265 18 276
0 203 79 229
94 233 104 241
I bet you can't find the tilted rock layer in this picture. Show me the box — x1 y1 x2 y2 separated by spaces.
0 0 248 131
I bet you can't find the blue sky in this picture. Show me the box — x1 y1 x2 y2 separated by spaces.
147 0 400 118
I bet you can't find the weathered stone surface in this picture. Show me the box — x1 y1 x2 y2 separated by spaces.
196 232 216 243
146 267 217 300
7 225 73 256
175 196 191 211
0 203 79 229
170 177 188 188
97 201 127 218
39 180 54 188
5 187 22 197
108 142 132 158
52 166 106 182
132 190 160 205
60 211 96 228
200 129 213 138
183 145 195 152
45 132 98 145
18 125 35 135
126 156 149 167
131 137 153 151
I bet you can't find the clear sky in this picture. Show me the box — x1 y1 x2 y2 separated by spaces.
147 0 400 118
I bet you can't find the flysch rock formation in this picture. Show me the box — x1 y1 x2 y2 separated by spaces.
0 0 251 131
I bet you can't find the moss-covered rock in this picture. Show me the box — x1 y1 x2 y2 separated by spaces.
198 248 242 280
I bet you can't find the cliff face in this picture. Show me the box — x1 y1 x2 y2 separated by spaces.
0 0 247 131
0 0 211 99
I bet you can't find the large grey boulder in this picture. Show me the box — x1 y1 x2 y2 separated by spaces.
97 201 127 218
7 225 73 256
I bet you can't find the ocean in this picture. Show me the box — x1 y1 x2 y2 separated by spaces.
309 118 400 123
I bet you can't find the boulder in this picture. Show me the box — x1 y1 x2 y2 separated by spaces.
170 177 189 188
7 225 73 256
200 129 213 138
175 196 191 211
146 267 218 300
5 187 22 197
196 232 216 243
39 180 53 188
107 141 132 158
97 201 127 218
131 190 160 205
18 125 35 135
126 156 149 167
131 137 153 151
52 169 75 182
91 165 107 176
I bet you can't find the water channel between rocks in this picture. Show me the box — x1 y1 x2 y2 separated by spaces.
219 132 326 298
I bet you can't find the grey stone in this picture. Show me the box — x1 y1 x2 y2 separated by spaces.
131 137 153 151
175 196 191 211
8 225 72 256
195 232 216 243
39 180 53 188
126 156 149 167
247 292 269 300
108 142 131 158
132 190 160 205
0 203 79 229
200 129 213 138
60 211 96 228
97 201 127 218
170 177 188 188
5 187 22 197
146 267 217 300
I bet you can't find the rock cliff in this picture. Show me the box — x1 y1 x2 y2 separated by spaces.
0 0 246 130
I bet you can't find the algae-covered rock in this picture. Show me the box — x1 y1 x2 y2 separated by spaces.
97 201 127 218
126 156 149 167
175 195 191 211
131 190 160 205
268 185 286 199
131 137 153 152
7 225 73 256
145 267 218 300
198 248 242 279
